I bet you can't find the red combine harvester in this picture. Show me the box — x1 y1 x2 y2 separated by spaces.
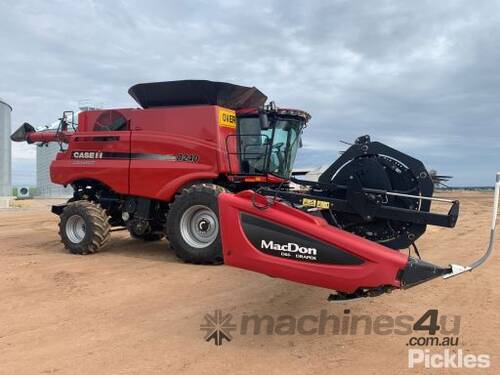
12 80 499 300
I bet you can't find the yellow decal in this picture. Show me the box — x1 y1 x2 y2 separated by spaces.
302 198 317 207
316 200 331 209
219 108 237 129
302 198 330 209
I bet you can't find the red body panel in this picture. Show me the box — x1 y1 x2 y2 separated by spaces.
218 191 408 293
128 106 221 200
52 131 131 194
50 105 238 200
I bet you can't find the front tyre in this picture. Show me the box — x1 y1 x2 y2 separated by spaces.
167 184 226 264
59 200 111 254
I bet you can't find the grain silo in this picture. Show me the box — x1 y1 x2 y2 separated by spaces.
0 97 12 198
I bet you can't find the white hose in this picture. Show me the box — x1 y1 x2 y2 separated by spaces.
491 172 500 231
467 172 500 269
444 172 500 278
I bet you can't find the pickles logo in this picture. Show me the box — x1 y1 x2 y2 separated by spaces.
218 108 237 129
408 349 490 369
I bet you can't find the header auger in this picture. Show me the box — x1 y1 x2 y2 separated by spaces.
12 80 498 301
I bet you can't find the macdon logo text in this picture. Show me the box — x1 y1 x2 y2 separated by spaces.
260 240 317 255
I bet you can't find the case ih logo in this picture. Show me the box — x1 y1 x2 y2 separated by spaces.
261 240 317 256
72 151 103 159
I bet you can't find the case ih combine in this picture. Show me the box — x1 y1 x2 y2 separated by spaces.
11 80 499 300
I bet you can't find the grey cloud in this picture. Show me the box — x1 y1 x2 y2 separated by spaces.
1 0 499 186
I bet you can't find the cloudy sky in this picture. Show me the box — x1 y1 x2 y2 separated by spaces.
1 0 500 186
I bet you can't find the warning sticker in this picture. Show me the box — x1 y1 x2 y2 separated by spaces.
301 198 331 209
316 200 331 209
218 108 237 129
302 198 317 207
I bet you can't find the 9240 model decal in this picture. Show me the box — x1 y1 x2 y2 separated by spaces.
71 151 199 163
176 153 200 163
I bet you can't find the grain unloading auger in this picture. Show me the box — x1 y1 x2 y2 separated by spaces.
10 80 498 301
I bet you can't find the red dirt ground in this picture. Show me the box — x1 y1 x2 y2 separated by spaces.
0 192 498 374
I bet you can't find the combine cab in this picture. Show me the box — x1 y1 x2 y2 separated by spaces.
11 80 499 300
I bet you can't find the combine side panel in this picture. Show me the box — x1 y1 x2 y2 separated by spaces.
128 106 221 200
51 130 132 195
219 191 408 293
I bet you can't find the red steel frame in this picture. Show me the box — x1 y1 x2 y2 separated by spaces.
219 191 408 294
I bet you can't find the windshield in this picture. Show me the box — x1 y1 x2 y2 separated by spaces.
238 116 303 177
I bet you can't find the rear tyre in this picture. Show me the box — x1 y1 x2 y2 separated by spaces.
59 200 111 255
167 183 226 264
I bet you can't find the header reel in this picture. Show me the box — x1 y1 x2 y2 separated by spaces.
262 135 459 250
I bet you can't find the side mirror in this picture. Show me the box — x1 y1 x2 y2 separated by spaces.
259 112 270 130
60 110 75 132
